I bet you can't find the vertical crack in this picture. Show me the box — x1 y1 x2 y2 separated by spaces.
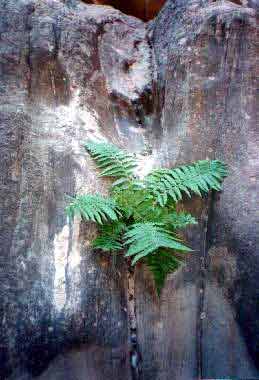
197 194 213 379
127 263 142 380
65 216 73 304
25 4 35 98
52 22 61 59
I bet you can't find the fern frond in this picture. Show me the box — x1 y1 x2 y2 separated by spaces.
124 223 192 265
113 185 154 220
92 235 123 251
163 211 197 229
66 194 121 224
145 160 228 206
98 221 127 236
85 141 137 179
92 221 126 252
145 250 183 295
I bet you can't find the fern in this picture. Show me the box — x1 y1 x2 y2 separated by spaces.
92 221 126 252
85 140 137 179
66 141 227 295
112 185 153 220
92 235 123 251
145 160 228 206
145 251 183 295
98 220 127 236
66 194 121 224
163 211 197 229
124 223 192 265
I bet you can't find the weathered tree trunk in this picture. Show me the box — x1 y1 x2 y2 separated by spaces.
0 0 258 379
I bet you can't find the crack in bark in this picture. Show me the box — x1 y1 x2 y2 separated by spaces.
52 22 62 59
197 195 212 380
25 4 35 99
127 263 142 380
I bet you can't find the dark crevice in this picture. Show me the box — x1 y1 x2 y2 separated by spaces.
197 194 213 379
64 217 74 304
81 0 166 21
25 4 35 99
127 264 142 380
52 22 62 59
145 25 162 142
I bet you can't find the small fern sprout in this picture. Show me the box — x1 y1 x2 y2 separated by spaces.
66 140 227 295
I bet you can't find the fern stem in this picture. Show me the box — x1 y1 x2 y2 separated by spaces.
127 264 137 330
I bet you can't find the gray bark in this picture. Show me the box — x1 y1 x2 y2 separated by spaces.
0 0 258 379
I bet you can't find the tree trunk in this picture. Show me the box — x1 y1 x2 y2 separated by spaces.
0 0 258 379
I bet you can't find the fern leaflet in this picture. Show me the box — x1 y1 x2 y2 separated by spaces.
85 141 137 179
65 194 121 224
92 236 123 251
91 221 126 251
124 222 192 265
145 250 183 295
145 160 228 206
162 211 197 229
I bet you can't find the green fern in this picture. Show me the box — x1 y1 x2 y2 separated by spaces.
97 220 127 236
163 211 197 229
85 140 137 179
91 221 126 251
112 185 153 220
124 223 192 265
145 160 228 206
66 141 227 295
92 235 123 251
145 251 183 295
66 194 121 224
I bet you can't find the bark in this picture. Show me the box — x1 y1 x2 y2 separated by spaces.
0 0 258 379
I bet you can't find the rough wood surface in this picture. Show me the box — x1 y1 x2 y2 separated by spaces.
0 0 258 379
149 1 259 378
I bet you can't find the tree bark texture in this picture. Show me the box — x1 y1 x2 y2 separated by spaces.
0 0 258 379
